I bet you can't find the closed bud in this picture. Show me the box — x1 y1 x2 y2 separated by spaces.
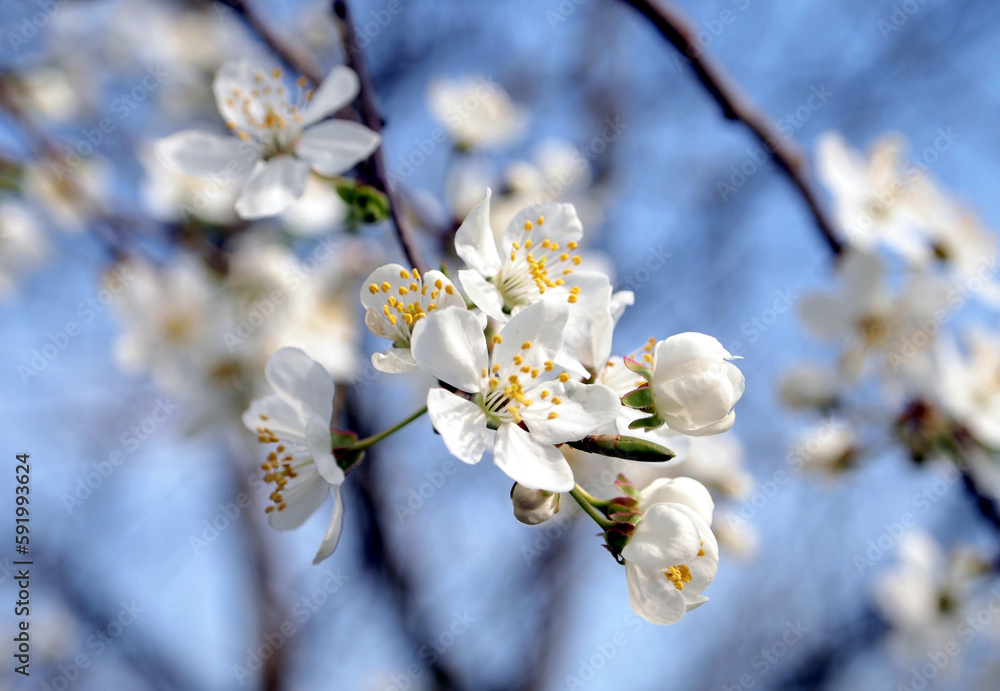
510 483 561 525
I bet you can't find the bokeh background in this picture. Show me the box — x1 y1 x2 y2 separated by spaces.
2 0 1000 689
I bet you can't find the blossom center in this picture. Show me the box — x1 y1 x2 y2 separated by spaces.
367 267 451 346
663 564 692 590
494 215 583 310
224 69 313 156
254 415 315 514
480 335 566 424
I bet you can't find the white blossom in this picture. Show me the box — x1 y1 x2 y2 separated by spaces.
157 61 380 219
243 347 345 564
411 299 618 491
623 477 719 625
427 75 526 150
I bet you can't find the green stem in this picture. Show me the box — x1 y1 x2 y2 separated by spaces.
569 486 614 530
352 405 428 450
573 485 613 510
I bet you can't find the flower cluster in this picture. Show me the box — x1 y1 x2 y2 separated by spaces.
243 191 746 625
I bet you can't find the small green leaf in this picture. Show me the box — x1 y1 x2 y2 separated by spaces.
623 355 652 380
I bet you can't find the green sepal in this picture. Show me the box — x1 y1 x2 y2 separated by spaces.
566 434 673 462
330 430 359 450
609 511 642 526
623 355 652 381
603 525 636 562
614 474 641 500
621 385 654 411
608 498 639 515
334 448 364 471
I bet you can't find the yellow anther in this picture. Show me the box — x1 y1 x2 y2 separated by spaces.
570 287 581 294
558 373 570 382
572 256 582 265
544 361 554 371
413 268 420 279
567 295 578 304
435 279 443 289
521 341 532 350
272 68 282 78
524 220 533 230
541 390 550 399
388 314 397 325
445 285 455 295
400 269 410 279
567 242 578 250
551 397 562 405
524 239 533 249
381 282 391 292
548 412 559 419
537 215 545 225
663 565 693 591
368 284 379 294
513 355 523 365
493 335 503 344
297 76 307 88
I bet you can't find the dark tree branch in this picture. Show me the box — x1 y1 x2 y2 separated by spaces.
333 0 428 274
615 0 844 256
343 390 476 691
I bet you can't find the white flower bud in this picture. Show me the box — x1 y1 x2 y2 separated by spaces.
510 484 561 525
649 333 745 436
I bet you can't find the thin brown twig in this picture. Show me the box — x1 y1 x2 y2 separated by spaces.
333 0 428 274
616 0 844 256
216 0 325 85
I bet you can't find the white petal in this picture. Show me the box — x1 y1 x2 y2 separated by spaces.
640 477 714 526
312 486 345 565
243 394 305 441
503 201 582 249
305 416 343 486
493 298 568 373
494 423 574 492
454 189 502 276
458 269 506 321
622 503 703 570
235 156 310 219
427 388 489 465
372 348 418 373
625 561 688 626
798 294 854 339
841 250 885 306
268 475 329 531
296 120 381 177
213 60 262 128
300 66 360 127
155 131 250 178
264 347 335 424
522 381 619 445
410 307 487 393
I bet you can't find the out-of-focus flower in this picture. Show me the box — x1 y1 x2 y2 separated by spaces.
280 176 348 237
243 347 345 564
411 299 618 491
16 67 81 123
667 435 753 499
446 139 603 237
792 419 858 474
427 75 526 150
798 250 949 381
816 132 932 263
874 531 989 658
23 158 111 232
647 333 745 437
360 263 465 373
157 61 380 219
712 512 759 561
140 146 239 225
778 363 839 410
935 333 1000 449
622 477 719 625
0 200 49 299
